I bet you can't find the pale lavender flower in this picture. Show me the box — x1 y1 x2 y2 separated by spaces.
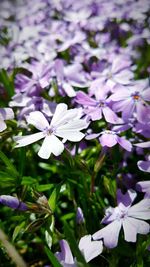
75 91 121 124
0 108 14 132
134 141 150 173
54 60 89 97
14 103 88 159
86 130 132 152
110 79 150 122
0 195 27 211
56 239 75 267
137 160 150 173
15 61 52 96
92 189 150 248
58 31 86 52
133 122 150 138
136 181 150 198
90 55 133 92
55 235 103 266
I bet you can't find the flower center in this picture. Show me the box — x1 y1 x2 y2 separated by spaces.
115 207 128 220
97 101 106 107
44 127 54 135
131 92 140 101
104 130 116 135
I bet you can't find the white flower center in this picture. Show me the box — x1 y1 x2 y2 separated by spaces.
44 127 55 135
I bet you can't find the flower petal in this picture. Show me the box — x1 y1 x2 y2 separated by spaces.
0 119 6 132
92 220 122 249
27 111 49 131
55 119 88 141
56 130 85 142
79 235 103 263
117 136 132 152
50 103 68 126
102 106 120 124
128 199 150 220
75 91 97 106
55 239 74 264
38 135 64 159
14 132 45 147
123 217 149 242
110 90 130 101
0 108 14 120
122 99 135 121
99 133 117 147
137 160 150 173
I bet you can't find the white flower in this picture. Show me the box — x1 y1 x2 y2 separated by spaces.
14 103 88 159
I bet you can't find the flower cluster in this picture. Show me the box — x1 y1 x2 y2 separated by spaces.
0 0 150 266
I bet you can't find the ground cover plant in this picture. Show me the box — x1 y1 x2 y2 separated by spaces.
0 0 150 266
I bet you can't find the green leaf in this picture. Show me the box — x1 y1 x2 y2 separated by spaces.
21 176 38 186
36 184 53 192
44 246 62 267
48 184 62 212
0 69 14 98
12 221 26 241
0 151 19 178
0 171 16 188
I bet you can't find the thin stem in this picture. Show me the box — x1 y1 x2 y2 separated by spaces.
0 228 27 267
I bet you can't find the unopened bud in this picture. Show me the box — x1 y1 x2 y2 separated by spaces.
0 195 27 211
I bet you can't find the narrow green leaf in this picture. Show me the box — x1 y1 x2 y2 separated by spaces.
0 151 19 177
0 69 14 98
12 221 25 241
21 176 38 186
48 184 61 212
36 184 53 192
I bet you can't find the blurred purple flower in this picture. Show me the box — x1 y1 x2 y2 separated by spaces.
54 60 89 97
76 207 85 224
92 189 150 248
0 108 14 132
14 103 88 159
15 61 52 96
134 141 150 173
0 195 27 211
136 181 150 198
90 55 133 91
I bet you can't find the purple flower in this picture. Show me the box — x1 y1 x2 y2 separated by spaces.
10 94 56 121
90 55 133 91
137 160 150 173
86 130 132 152
134 141 150 173
76 207 85 224
110 79 150 122
75 91 121 124
92 189 150 248
0 195 27 211
55 235 103 266
55 239 75 267
136 181 150 198
54 60 89 97
0 108 14 132
15 61 52 97
14 103 88 159
133 122 150 138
